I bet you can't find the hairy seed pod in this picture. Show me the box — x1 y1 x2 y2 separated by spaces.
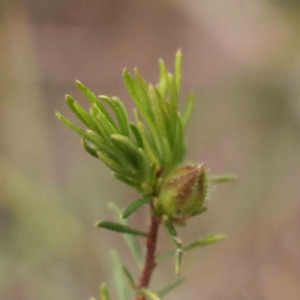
155 164 208 222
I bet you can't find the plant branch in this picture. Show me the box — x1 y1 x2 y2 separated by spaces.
137 202 161 300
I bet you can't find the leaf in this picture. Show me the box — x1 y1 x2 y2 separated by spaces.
157 233 227 260
183 233 227 251
175 249 183 275
95 221 148 237
175 49 182 91
181 92 195 128
65 95 91 128
211 174 238 184
110 249 130 300
157 278 186 298
80 138 98 158
110 134 141 168
100 95 130 137
121 195 152 219
130 123 144 149
122 265 137 291
164 222 183 275
138 288 161 300
157 59 168 98
56 112 86 137
75 80 116 129
100 283 110 300
164 222 181 249
108 202 143 267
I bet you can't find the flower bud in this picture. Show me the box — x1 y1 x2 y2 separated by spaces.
155 164 208 222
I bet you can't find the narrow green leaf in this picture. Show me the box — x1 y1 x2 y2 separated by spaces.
100 283 110 300
122 265 137 291
56 112 87 138
211 174 238 184
167 73 178 109
95 221 148 237
110 249 130 300
136 124 159 166
108 202 143 267
157 278 186 298
164 222 183 275
75 80 117 129
164 222 181 249
110 134 140 168
156 249 174 261
81 138 98 158
114 174 141 191
175 49 182 91
175 249 183 275
157 233 227 260
139 289 161 300
100 95 130 137
121 195 152 219
181 92 195 128
65 95 91 128
94 105 119 136
130 123 144 149
183 233 227 251
157 59 168 98
97 151 121 173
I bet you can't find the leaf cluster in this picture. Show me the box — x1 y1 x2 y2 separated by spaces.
56 50 194 195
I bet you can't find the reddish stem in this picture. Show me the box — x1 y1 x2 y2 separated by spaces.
137 206 161 300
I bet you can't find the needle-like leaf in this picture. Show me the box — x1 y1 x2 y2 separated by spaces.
95 221 148 237
121 195 152 219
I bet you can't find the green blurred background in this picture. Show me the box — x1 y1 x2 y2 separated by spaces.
1 1 300 299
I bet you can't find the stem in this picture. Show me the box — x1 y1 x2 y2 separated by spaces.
137 203 161 300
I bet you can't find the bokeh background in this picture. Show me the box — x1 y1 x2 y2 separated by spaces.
1 1 300 299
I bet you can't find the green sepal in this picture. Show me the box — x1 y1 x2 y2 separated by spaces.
121 195 152 219
138 288 161 300
95 221 148 237
211 174 238 184
157 278 186 298
110 249 130 300
100 283 110 300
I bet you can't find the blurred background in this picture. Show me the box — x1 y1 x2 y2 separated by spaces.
1 1 300 299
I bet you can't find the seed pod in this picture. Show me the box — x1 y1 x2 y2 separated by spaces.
155 164 208 222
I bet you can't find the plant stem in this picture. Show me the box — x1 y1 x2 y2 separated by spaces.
137 203 161 300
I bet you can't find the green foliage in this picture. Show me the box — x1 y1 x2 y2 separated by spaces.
56 50 193 196
57 50 237 300
95 221 148 237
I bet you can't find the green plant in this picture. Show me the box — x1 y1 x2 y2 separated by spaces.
56 50 237 300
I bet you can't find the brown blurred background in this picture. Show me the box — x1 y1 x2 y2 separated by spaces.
1 1 300 299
